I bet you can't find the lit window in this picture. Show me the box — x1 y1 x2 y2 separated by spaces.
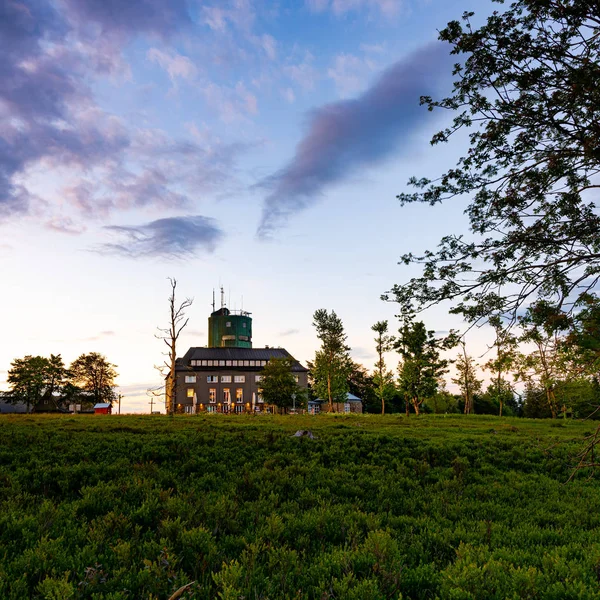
234 375 245 383
232 360 238 367
208 360 214 367
207 375 218 383
201 360 208 366
255 375 262 383
239 336 249 341
185 376 196 383
219 360 225 366
249 360 256 367
236 388 243 401
221 375 232 383
294 375 299 383
226 360 232 366
261 361 267 366
243 360 250 367
223 388 231 403
226 321 231 327
209 389 216 403
187 389 194 398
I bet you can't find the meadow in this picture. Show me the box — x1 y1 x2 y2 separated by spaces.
1 414 599 599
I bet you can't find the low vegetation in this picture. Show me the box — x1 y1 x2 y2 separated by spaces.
1 414 600 599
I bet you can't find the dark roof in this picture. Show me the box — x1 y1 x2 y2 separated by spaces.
177 346 308 372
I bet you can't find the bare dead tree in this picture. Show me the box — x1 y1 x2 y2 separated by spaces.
155 278 193 416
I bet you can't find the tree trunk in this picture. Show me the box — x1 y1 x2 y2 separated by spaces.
405 397 410 417
413 397 420 416
327 372 333 413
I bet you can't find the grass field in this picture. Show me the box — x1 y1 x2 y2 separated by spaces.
1 414 599 599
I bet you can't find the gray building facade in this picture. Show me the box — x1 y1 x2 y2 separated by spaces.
172 347 308 414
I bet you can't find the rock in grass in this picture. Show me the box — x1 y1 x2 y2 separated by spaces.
292 430 316 439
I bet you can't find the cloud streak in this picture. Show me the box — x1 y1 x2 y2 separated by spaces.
256 43 452 237
101 215 224 258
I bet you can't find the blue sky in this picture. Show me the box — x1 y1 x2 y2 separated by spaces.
1 0 494 411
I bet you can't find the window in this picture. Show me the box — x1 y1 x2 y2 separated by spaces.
184 405 194 414
207 405 216 413
221 375 232 383
294 375 299 383
207 375 218 383
226 360 232 366
234 404 244 413
236 388 244 401
261 360 267 366
257 393 264 403
208 360 214 366
232 360 238 367
239 336 249 341
201 360 208 366
223 388 231 403
185 375 196 383
187 388 194 398
234 375 245 383
209 389 216 403
255 375 262 383
344 402 351 414
243 360 250 367
226 321 231 327
249 360 256 367
242 322 247 328
219 360 225 366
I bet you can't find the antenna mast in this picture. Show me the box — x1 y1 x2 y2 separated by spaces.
212 288 215 312
220 285 225 309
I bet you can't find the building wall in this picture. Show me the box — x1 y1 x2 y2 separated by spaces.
175 369 309 413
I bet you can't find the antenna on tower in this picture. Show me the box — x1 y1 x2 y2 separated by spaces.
220 285 225 309
212 289 215 312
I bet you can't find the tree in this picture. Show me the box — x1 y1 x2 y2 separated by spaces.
484 318 517 417
156 278 193 416
348 362 378 413
259 358 305 411
309 309 352 412
6 356 52 412
452 341 482 415
396 319 451 416
70 352 118 406
387 1 600 326
372 320 395 415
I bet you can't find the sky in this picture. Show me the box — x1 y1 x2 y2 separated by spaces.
1 0 494 412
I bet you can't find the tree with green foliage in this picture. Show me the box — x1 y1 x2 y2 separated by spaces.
425 379 459 414
452 341 482 415
396 319 451 416
309 309 352 412
484 318 518 417
259 357 305 411
69 352 118 406
387 1 600 327
371 320 395 415
348 362 378 413
480 379 519 417
6 356 53 412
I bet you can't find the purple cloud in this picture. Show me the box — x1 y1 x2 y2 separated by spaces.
257 43 453 237
101 215 224 258
63 0 192 38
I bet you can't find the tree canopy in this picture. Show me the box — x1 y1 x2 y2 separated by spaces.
388 0 600 326
259 357 304 411
309 309 352 412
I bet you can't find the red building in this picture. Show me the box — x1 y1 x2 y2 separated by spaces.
93 403 112 415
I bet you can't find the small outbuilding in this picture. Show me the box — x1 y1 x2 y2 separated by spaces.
309 392 363 414
93 403 112 415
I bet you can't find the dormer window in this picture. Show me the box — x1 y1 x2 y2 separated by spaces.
226 321 231 327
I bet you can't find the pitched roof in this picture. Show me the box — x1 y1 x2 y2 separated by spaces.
177 346 308 372
94 403 112 409
312 392 362 403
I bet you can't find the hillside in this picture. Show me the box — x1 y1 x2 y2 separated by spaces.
0 414 599 599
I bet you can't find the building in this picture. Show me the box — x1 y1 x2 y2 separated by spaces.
94 403 112 415
168 295 308 414
309 392 363 414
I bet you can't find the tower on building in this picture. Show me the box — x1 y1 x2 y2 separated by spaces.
208 287 252 348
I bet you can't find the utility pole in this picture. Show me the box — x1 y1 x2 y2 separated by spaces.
118 393 122 415
149 395 154 414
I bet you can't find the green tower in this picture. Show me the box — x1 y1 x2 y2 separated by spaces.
208 307 253 348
